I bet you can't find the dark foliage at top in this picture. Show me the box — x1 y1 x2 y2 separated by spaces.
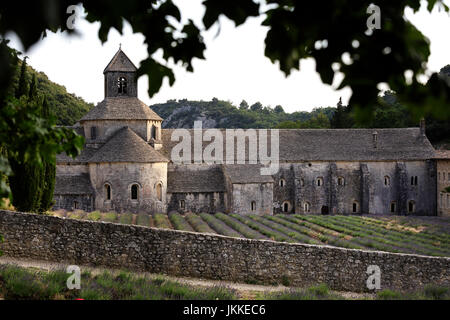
0 1 449 122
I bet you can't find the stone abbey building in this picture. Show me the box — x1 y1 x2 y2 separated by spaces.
54 49 442 216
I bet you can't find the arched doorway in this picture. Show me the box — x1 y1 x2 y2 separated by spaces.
321 205 329 215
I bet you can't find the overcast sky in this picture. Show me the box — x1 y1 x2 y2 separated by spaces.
6 0 450 113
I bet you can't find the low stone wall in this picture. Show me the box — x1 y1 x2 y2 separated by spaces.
0 210 448 292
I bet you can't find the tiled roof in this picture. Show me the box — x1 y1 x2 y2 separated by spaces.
103 48 137 73
434 150 450 159
56 146 97 163
167 166 226 193
223 164 274 183
80 97 162 121
88 127 168 163
160 128 436 162
54 174 93 195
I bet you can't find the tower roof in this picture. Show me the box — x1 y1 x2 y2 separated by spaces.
103 48 137 73
88 127 168 163
80 97 163 121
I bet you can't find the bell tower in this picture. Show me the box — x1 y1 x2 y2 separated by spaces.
103 46 138 98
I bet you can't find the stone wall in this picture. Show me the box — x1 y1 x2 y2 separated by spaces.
437 159 450 217
231 183 273 215
53 194 93 212
167 192 226 213
0 210 448 293
89 162 167 213
287 161 436 216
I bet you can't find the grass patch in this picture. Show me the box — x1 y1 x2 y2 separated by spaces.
102 212 117 223
0 265 237 300
67 210 86 220
119 213 133 225
376 289 404 300
424 285 449 300
264 283 342 300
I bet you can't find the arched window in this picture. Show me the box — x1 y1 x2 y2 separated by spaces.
352 201 359 213
316 177 323 187
279 178 286 187
251 201 256 211
300 179 305 187
282 201 290 212
179 199 185 209
91 126 97 140
151 125 157 140
73 201 78 209
408 200 415 213
156 183 162 201
337 177 345 186
303 202 311 212
390 201 397 213
117 77 127 94
411 176 418 186
104 184 111 201
384 176 390 186
131 184 138 200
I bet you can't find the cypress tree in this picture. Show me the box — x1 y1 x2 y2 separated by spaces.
15 57 28 99
28 73 37 100
8 152 42 212
39 97 56 213
9 60 45 213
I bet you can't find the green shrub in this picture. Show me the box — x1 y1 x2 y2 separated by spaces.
102 212 117 223
424 285 449 300
68 210 86 220
86 211 101 221
281 275 290 287
153 213 172 229
308 283 329 297
377 289 402 300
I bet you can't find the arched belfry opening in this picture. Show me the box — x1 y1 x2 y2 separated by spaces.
103 47 138 98
117 77 127 94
